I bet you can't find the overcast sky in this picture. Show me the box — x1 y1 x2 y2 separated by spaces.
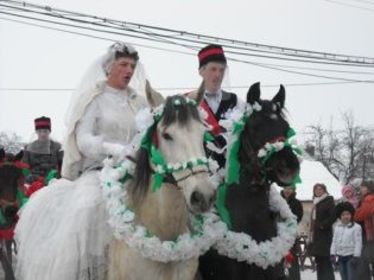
1 0 373 143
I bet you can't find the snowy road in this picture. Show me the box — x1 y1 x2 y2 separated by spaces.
0 269 340 280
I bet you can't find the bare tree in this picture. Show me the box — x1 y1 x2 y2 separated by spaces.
304 112 374 184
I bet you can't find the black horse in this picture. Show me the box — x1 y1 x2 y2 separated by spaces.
199 83 301 280
0 149 25 280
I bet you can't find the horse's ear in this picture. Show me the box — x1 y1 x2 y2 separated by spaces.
272 84 285 108
145 80 165 108
15 150 23 161
246 82 261 105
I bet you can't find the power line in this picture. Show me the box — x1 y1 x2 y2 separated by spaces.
2 3 374 69
2 14 374 83
349 0 374 5
230 57 374 83
1 0 374 65
0 16 195 56
325 0 374 11
0 80 373 93
3 14 374 78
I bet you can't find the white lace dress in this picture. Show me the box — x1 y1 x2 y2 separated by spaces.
15 84 147 280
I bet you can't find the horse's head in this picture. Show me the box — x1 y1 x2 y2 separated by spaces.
0 150 25 226
132 83 215 214
157 95 216 213
0 150 24 185
240 82 300 186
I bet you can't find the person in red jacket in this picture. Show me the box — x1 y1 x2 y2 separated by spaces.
354 180 374 280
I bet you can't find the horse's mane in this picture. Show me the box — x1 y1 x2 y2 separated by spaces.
130 95 201 203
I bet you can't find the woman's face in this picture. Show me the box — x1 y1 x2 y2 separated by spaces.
314 185 325 197
107 57 137 90
344 189 354 199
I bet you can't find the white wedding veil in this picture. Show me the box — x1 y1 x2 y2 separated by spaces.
62 42 147 180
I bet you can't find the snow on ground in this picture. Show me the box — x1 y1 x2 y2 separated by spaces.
301 269 340 280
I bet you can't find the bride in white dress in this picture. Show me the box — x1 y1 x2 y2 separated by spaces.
15 42 148 280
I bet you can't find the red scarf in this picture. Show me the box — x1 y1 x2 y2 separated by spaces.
200 100 221 136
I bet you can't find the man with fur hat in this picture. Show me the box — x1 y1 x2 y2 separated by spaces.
188 44 241 168
354 180 374 279
22 116 63 179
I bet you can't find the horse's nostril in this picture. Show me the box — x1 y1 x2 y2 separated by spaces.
208 194 216 207
191 191 204 206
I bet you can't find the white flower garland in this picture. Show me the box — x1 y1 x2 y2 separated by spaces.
257 136 302 163
214 101 299 269
214 185 298 269
101 159 227 263
100 101 227 263
101 98 300 265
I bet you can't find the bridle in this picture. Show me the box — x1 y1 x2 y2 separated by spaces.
241 121 289 186
164 168 209 190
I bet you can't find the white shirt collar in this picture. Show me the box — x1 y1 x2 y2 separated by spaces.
204 89 222 114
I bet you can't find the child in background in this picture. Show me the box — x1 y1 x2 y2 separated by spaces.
341 184 360 209
331 202 362 280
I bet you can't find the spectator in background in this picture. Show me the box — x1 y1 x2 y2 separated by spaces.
354 180 374 280
308 183 336 280
0 146 4 161
281 185 304 280
341 184 360 209
22 116 63 180
331 201 362 280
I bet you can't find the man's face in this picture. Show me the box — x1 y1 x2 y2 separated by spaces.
199 62 226 93
36 129 50 141
107 57 136 90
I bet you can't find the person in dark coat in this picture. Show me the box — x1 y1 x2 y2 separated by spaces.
308 183 336 280
354 180 374 280
22 116 63 180
281 185 304 280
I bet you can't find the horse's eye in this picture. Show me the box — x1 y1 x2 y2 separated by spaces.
162 132 173 141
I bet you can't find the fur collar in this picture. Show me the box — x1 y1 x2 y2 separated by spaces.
313 193 329 205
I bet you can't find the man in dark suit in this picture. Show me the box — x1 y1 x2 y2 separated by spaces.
190 44 241 168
